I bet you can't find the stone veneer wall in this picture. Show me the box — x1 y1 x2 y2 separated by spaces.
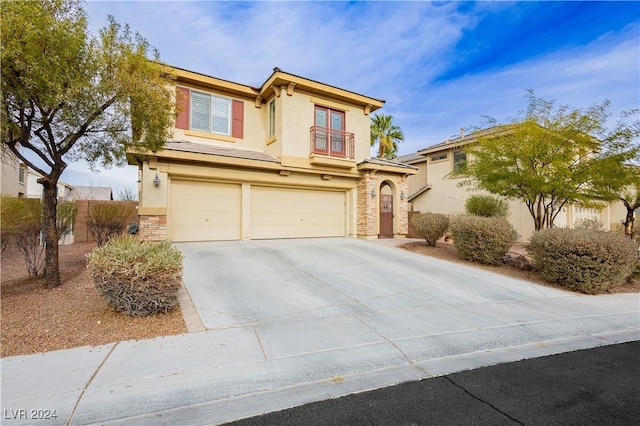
357 175 377 238
357 171 410 239
139 215 167 241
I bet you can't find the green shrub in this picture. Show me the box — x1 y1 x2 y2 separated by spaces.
87 203 135 247
464 194 509 218
450 215 515 265
87 235 183 316
411 212 450 246
529 228 637 294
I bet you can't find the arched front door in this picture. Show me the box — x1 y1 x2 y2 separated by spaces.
379 183 393 238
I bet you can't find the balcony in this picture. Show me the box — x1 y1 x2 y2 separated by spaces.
310 126 355 160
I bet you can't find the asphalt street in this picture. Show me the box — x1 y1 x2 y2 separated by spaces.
226 340 640 426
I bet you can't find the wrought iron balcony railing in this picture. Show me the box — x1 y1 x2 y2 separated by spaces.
310 126 355 159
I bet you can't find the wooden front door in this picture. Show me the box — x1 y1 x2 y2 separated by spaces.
379 194 393 238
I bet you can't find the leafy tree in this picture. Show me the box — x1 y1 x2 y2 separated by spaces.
1 0 176 287
462 90 639 231
370 113 404 159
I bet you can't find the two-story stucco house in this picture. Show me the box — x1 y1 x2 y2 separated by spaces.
128 66 416 242
400 127 617 242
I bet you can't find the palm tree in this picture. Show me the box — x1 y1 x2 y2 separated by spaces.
370 113 404 159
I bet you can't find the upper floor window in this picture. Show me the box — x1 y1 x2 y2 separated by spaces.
314 105 345 154
191 91 231 135
268 99 276 138
175 86 244 139
430 153 448 162
453 150 467 173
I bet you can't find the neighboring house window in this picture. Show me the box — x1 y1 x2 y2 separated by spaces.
314 105 345 156
453 150 467 173
175 86 244 139
430 153 448 162
269 99 276 138
18 167 25 184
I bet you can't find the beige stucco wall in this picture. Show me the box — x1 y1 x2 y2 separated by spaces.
170 82 373 169
0 153 25 197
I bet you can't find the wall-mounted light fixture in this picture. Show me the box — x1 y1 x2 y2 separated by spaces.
400 191 405 200
153 173 161 187
370 189 376 198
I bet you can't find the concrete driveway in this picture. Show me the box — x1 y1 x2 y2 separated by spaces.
179 238 638 367
2 238 637 425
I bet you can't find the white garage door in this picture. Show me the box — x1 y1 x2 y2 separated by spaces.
251 186 346 239
169 180 241 242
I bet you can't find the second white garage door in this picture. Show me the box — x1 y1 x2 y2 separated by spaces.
250 186 346 239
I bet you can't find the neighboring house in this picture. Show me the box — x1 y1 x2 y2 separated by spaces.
68 186 113 201
26 169 74 201
127 66 416 242
0 151 27 198
400 128 616 242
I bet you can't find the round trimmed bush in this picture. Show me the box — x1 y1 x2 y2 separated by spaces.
411 212 450 246
87 236 183 316
464 194 509 218
529 228 637 294
450 215 515 265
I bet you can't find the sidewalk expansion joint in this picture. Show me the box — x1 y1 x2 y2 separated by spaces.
253 326 269 361
444 376 524 425
65 343 118 426
353 316 431 377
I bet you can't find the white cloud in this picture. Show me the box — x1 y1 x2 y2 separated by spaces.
397 22 640 153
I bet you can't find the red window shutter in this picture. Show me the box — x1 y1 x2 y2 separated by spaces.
175 87 190 130
232 99 244 139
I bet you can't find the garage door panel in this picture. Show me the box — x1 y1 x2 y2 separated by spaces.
251 187 345 239
170 180 241 242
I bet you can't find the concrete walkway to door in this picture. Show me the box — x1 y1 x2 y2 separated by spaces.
1 238 638 425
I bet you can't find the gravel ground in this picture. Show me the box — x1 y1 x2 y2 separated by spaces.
400 241 640 294
1 242 187 358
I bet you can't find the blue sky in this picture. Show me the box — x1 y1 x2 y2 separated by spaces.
63 0 640 197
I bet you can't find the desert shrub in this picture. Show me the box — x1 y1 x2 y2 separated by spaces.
529 228 637 294
87 235 183 316
450 215 515 265
87 203 135 247
411 212 450 246
464 194 509 218
1 197 45 277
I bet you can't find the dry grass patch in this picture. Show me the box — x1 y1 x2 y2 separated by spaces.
1 242 187 357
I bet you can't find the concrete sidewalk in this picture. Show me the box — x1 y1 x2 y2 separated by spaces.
1 238 639 425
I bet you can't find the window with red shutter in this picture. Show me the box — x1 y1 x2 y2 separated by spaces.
175 87 190 130
232 99 244 139
179 88 243 139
